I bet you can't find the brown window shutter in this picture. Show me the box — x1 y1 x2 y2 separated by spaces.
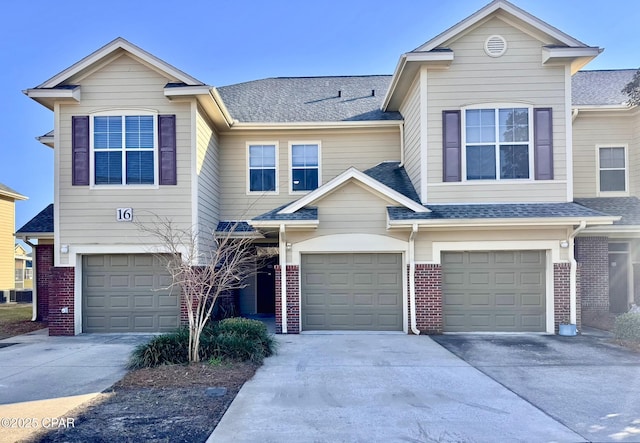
534 108 554 180
442 110 461 182
72 116 90 186
158 115 177 185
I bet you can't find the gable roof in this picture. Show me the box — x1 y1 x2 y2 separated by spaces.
572 70 636 107
217 76 402 123
0 183 27 201
35 37 204 89
16 204 54 236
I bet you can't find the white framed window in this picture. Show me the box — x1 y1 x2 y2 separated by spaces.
247 142 278 194
462 105 533 181
289 142 321 193
90 111 158 187
597 145 628 195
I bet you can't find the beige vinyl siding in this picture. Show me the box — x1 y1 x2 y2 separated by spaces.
572 112 634 197
219 127 400 220
0 197 14 289
286 181 407 244
399 75 421 199
57 54 193 247
631 112 640 197
196 106 220 246
425 17 568 203
414 227 569 262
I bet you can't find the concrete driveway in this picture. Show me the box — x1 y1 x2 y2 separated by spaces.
210 333 584 443
432 330 640 443
0 329 150 441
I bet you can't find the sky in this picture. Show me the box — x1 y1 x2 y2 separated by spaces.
1 0 639 241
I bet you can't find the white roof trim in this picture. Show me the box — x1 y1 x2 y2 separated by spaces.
414 0 587 53
249 220 320 228
0 188 27 201
25 87 81 102
279 167 429 215
164 85 212 96
37 37 204 89
230 120 403 130
388 216 618 228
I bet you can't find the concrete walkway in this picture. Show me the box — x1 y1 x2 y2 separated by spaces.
209 334 583 443
0 329 150 442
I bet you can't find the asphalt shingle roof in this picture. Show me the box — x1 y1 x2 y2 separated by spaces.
363 162 421 203
575 197 640 225
572 70 637 106
16 204 54 233
215 221 255 232
253 205 318 222
217 76 402 123
389 203 609 221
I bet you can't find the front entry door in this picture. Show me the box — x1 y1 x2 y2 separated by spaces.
609 244 630 313
257 256 277 314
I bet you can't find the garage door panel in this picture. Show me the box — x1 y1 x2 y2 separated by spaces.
442 250 546 332
301 253 402 331
83 254 180 333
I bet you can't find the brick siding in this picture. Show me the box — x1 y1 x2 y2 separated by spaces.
412 264 443 334
35 244 53 321
48 267 75 336
575 237 609 312
274 265 300 334
554 263 582 332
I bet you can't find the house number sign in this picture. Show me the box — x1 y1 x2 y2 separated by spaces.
116 208 133 222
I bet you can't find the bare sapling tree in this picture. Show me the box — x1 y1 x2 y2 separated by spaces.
139 216 259 362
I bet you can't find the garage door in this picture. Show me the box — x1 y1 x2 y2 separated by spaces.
83 254 180 333
442 251 546 332
301 253 403 331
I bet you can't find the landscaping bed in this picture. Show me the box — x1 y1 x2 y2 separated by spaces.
0 304 46 340
32 362 258 443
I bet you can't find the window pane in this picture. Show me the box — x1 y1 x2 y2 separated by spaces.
600 147 625 169
126 151 154 184
292 144 318 167
466 145 496 180
466 110 495 143
249 145 275 168
250 169 276 192
600 170 626 192
499 108 528 143
500 145 530 179
95 151 122 184
94 116 122 149
126 116 154 149
292 168 318 191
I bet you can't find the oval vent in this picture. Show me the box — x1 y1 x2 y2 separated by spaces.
484 35 507 57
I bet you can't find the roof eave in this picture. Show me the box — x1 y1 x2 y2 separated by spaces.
229 120 403 130
15 232 54 240
249 220 319 229
24 87 81 111
164 85 234 130
542 47 602 74
387 216 619 228
0 190 28 201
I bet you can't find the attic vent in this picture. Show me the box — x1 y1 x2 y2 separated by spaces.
484 35 507 57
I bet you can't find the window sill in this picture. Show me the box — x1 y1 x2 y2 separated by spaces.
430 179 567 186
89 184 160 190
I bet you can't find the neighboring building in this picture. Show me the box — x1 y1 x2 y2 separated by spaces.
14 244 33 290
17 0 639 336
0 183 27 302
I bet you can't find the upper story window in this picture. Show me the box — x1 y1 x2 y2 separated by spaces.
93 115 155 185
464 107 531 180
598 146 627 194
248 143 278 193
290 143 320 192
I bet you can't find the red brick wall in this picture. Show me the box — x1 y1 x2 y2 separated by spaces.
48 267 75 336
575 236 609 312
35 244 53 321
412 264 443 334
553 263 582 332
274 265 300 334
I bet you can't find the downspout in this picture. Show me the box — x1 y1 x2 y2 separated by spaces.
398 122 405 167
571 108 579 122
279 224 287 334
409 224 420 335
568 221 587 325
24 238 37 322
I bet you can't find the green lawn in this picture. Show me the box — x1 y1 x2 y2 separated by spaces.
0 304 46 339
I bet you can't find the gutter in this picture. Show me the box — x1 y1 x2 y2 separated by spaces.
408 224 420 335
279 224 287 334
568 221 587 325
398 122 405 167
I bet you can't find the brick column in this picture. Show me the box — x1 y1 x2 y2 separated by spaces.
35 244 53 321
274 265 300 334
575 237 609 313
412 264 442 334
48 267 75 336
554 263 582 332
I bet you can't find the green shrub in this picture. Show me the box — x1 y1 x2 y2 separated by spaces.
127 317 276 368
127 327 190 369
614 312 640 342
